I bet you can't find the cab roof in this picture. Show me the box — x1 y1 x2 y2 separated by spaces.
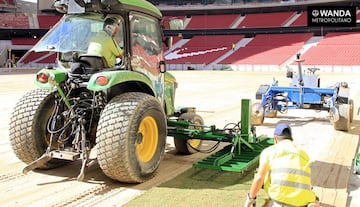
62 0 162 19
117 0 162 19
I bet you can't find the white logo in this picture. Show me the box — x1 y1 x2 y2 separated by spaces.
312 10 319 17
319 9 352 17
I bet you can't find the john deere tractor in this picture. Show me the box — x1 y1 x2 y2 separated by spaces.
8 0 194 183
9 0 273 183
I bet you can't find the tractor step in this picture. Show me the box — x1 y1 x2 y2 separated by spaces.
193 138 273 172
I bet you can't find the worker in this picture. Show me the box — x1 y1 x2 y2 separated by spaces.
244 123 320 207
87 17 123 67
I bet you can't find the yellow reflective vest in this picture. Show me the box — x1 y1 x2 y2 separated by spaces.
260 140 316 206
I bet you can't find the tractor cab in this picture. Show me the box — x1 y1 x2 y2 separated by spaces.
32 0 171 78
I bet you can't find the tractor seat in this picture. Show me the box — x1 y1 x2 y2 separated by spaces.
78 54 109 69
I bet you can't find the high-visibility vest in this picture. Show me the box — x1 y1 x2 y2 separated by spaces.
263 140 316 206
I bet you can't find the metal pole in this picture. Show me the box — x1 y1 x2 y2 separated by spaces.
296 53 305 107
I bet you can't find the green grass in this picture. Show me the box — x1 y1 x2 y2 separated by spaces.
124 167 269 207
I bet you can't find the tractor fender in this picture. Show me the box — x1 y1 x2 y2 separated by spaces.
87 70 154 93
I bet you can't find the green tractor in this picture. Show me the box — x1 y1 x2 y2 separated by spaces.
9 0 202 183
9 0 273 183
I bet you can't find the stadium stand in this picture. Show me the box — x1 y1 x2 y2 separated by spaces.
237 11 296 28
289 11 307 26
36 53 57 63
165 35 244 65
11 38 39 46
300 32 360 66
0 13 30 28
16 51 56 67
37 15 62 29
185 14 240 29
17 51 49 64
0 0 16 7
219 33 313 65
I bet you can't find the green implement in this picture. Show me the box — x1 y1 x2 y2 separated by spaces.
168 99 273 173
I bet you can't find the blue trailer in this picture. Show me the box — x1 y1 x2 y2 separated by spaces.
252 54 354 131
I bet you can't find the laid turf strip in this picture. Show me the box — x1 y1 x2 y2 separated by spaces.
124 168 269 207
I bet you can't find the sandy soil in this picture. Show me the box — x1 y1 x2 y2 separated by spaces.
0 70 359 206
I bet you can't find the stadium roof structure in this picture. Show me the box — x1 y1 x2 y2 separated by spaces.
158 0 360 16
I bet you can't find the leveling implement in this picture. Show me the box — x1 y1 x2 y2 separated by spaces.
169 99 273 172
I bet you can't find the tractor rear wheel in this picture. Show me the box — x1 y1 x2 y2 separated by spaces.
251 102 264 126
96 92 166 183
333 102 351 131
174 113 204 154
9 89 69 169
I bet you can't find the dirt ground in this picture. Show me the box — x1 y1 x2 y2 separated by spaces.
0 70 359 206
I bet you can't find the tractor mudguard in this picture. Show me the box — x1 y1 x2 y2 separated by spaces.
87 70 154 92
34 67 67 89
164 72 177 115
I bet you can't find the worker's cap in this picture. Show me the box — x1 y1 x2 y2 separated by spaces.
274 123 292 139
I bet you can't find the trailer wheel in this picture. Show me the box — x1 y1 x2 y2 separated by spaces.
9 89 69 169
333 103 350 131
251 103 264 126
174 113 204 154
96 92 166 183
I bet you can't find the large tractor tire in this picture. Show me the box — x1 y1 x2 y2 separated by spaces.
333 103 351 131
9 89 69 169
96 92 167 183
251 102 264 126
174 113 204 154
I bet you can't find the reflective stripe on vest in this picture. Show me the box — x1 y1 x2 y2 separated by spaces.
271 178 312 191
270 168 312 190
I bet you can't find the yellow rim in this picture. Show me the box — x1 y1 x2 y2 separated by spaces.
187 139 201 148
137 116 158 163
187 119 202 149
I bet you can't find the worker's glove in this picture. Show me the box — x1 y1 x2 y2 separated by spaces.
244 193 256 207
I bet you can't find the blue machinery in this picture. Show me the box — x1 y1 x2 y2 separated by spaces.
252 54 354 131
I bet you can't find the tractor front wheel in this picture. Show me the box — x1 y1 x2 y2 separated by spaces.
96 92 166 183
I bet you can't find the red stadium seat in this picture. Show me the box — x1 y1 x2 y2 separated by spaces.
220 33 313 65
301 32 360 65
